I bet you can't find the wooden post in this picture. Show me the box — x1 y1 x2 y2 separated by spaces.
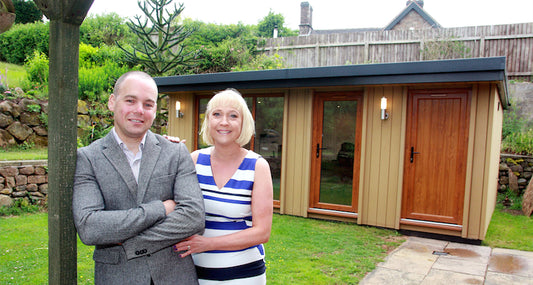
46 19 80 284
33 1 94 284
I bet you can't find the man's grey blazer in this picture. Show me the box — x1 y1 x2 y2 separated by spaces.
73 130 205 284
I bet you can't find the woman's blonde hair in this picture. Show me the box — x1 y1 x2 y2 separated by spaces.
200 89 255 147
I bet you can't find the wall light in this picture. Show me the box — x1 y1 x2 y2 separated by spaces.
175 101 184 118
380 96 389 120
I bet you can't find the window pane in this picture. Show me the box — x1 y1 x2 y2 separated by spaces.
254 97 284 201
319 100 357 205
197 98 209 149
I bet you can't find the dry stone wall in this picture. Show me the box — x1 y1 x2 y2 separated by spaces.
499 154 533 193
1 155 532 208
0 98 48 147
0 160 47 207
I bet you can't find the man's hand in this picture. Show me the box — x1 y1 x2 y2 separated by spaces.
163 200 177 215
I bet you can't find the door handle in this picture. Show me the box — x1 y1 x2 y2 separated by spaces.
410 147 420 163
316 144 327 158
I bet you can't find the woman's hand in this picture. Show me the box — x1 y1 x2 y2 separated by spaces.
163 135 186 144
173 234 208 258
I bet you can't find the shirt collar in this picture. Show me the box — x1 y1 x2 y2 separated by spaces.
111 127 146 152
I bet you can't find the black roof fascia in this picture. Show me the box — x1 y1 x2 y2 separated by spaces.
384 2 441 30
155 57 509 107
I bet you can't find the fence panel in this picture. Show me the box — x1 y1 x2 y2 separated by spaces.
261 23 533 81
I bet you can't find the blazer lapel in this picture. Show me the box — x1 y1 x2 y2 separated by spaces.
137 131 161 203
101 133 138 199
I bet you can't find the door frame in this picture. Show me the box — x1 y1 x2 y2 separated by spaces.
309 91 364 213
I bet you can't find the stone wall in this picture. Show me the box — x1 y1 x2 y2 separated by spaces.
0 98 48 147
1 155 532 208
0 160 47 207
499 154 533 194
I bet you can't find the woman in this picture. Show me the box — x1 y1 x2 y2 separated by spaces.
174 88 273 284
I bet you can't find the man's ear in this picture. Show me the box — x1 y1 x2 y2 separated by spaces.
108 94 116 111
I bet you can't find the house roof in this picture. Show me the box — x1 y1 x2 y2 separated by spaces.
155 57 509 107
310 28 381 35
384 1 441 30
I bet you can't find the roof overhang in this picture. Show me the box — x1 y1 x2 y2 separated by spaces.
155 57 509 108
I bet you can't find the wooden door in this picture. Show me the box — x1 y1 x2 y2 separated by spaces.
401 89 471 225
310 92 363 213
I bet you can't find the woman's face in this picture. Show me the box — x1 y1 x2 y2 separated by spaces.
208 105 242 146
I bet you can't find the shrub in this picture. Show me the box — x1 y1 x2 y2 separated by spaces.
80 13 134 47
0 198 41 216
78 60 136 102
233 52 286 71
192 37 257 74
26 104 41 113
79 43 130 68
502 100 525 140
0 22 49 64
501 99 533 155
497 187 523 211
501 128 533 155
24 50 49 86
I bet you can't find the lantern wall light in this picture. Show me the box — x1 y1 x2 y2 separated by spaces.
175 101 184 118
381 96 389 120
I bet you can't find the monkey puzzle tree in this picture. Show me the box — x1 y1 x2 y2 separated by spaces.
117 0 197 76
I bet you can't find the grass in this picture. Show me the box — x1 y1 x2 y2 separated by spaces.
0 62 26 89
0 146 47 161
0 212 403 284
483 204 533 251
0 206 531 284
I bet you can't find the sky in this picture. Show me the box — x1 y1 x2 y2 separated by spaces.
87 0 533 30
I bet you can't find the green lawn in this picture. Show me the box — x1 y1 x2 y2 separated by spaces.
0 212 403 284
483 204 533 251
0 147 47 161
0 207 531 284
0 61 26 89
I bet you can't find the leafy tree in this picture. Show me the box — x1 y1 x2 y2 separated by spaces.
117 0 197 76
13 0 42 24
180 20 257 74
257 10 297 38
80 13 134 47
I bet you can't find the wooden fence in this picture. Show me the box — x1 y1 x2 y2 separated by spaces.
260 23 533 81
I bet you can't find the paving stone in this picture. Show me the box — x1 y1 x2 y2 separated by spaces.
485 271 533 285
421 269 484 285
362 237 533 284
378 249 437 275
488 253 532 278
432 256 487 276
360 267 425 285
440 242 492 263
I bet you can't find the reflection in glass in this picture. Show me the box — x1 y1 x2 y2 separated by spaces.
253 97 284 201
197 96 284 201
319 100 357 206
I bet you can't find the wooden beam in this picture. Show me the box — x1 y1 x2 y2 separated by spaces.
34 0 94 284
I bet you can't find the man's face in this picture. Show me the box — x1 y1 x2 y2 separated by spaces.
108 76 158 141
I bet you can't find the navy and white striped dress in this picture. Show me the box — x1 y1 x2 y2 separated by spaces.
193 147 266 284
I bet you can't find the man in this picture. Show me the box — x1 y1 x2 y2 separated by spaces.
73 71 204 284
